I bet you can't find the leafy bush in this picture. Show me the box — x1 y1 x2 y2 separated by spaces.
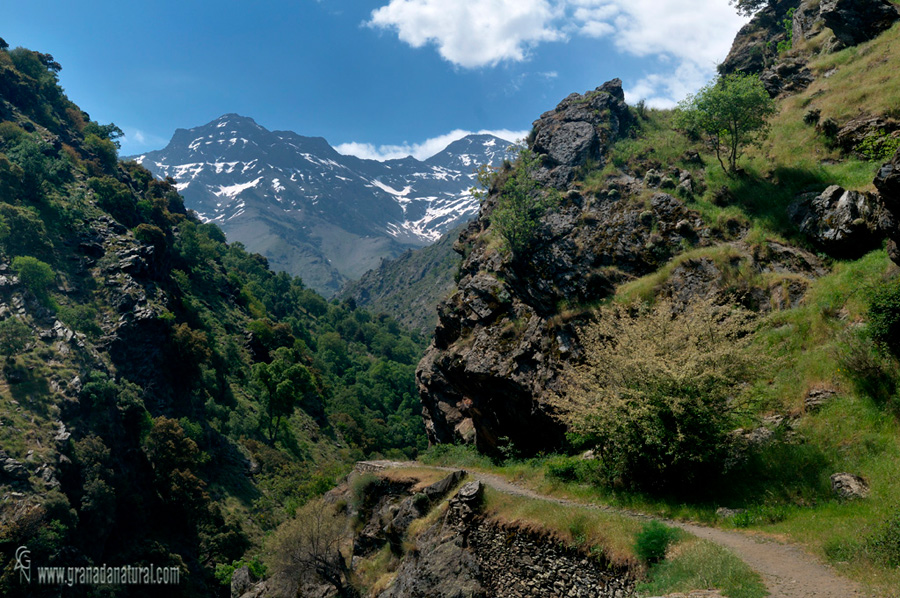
560 298 759 492
88 176 136 225
488 148 556 255
866 510 900 567
868 276 900 359
12 255 55 306
214 556 267 586
634 521 679 564
856 130 900 161
0 316 30 361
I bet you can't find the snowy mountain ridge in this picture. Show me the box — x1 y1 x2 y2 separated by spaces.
134 114 517 294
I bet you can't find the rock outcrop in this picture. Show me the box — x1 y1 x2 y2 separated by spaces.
418 188 716 453
788 185 889 258
530 79 633 189
820 0 900 47
830 472 870 499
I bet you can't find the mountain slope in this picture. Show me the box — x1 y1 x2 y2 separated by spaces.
0 45 428 597
135 116 515 295
339 224 464 335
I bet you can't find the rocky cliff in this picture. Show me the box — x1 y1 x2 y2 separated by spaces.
414 77 835 454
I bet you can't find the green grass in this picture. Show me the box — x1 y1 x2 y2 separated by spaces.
636 539 767 598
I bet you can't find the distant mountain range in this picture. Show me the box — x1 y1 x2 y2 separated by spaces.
133 114 515 295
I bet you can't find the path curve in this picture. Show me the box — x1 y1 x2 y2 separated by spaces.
357 461 869 598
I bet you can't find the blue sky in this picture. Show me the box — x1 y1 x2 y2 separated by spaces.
5 1 747 159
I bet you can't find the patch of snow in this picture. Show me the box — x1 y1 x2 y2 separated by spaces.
214 177 262 199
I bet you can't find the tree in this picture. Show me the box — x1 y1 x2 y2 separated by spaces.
267 499 357 598
253 347 316 443
676 73 776 174
12 255 55 306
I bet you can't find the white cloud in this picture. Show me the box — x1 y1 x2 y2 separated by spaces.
335 128 529 161
120 127 168 155
367 0 563 68
367 0 748 105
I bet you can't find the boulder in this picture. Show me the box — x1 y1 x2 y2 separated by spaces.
830 472 870 499
820 0 900 47
793 0 826 41
788 185 885 258
835 115 900 154
805 386 837 411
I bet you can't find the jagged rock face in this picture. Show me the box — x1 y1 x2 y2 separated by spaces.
788 185 889 258
720 0 801 76
530 79 633 189
820 0 900 46
874 147 900 264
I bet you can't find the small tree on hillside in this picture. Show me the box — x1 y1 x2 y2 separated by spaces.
559 298 760 492
267 499 357 597
676 74 776 175
487 148 555 256
12 255 55 306
253 347 316 444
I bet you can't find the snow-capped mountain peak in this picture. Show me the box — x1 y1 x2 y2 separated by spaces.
133 115 515 295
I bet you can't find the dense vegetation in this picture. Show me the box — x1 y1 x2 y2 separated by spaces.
0 44 426 597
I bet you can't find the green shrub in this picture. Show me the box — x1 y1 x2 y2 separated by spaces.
562 298 760 492
349 472 380 509
88 176 137 225
868 276 900 358
214 556 267 586
12 255 55 306
488 148 557 255
866 510 900 567
0 316 31 361
634 521 680 564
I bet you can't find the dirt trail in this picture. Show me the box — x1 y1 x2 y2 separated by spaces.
357 461 870 598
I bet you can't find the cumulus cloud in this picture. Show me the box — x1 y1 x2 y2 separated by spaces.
367 0 747 105
367 0 562 68
335 128 529 161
